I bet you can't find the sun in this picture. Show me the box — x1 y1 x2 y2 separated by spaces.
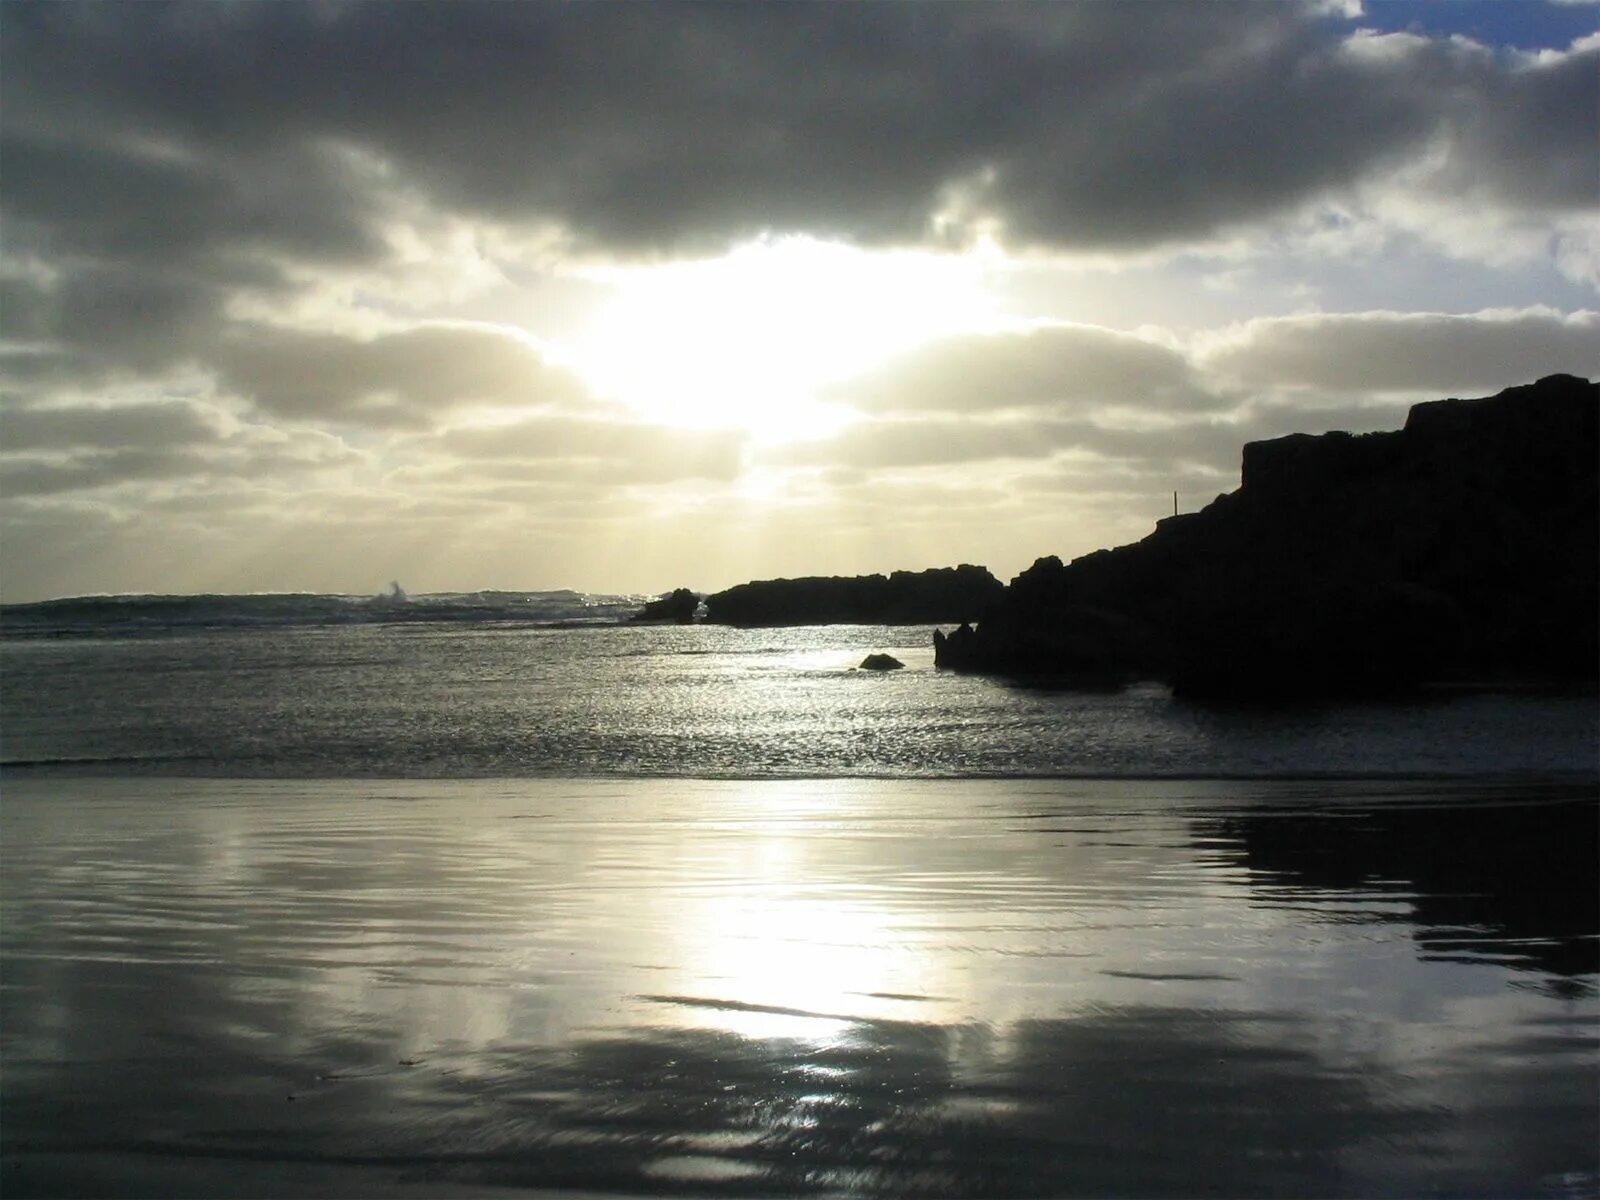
564 236 996 444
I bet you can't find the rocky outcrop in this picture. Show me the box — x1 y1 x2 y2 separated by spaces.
937 375 1599 698
859 653 904 671
632 587 700 624
705 564 1003 627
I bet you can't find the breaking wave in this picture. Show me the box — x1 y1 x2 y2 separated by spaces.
0 588 646 638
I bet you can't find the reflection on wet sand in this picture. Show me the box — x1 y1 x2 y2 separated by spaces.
6 996 1593 1197
1195 789 1600 984
2 778 1595 1197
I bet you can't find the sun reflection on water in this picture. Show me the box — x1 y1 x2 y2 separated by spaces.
647 800 959 1041
4 778 1595 1198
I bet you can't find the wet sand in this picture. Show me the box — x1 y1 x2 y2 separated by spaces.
2 776 1596 1197
2 1151 565 1199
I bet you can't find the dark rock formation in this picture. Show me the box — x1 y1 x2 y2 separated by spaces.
705 564 1003 627
632 587 700 624
931 622 977 667
859 653 904 671
937 375 1599 698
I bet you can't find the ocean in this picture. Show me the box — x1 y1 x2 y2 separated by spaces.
2 597 1597 1197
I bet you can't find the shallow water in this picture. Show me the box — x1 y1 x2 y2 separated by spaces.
3 777 1595 1197
3 623 1596 778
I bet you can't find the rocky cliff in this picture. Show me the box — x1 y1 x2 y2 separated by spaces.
706 564 1003 627
936 375 1598 698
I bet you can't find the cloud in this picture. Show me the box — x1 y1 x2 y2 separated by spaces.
0 439 356 498
827 323 1215 415
770 418 1059 470
0 399 227 452
765 380 1430 496
0 134 380 269
213 323 595 427
0 396 359 497
1196 307 1600 392
4 3 1588 263
0 131 386 384
768 413 1247 474
429 416 747 483
0 264 238 383
4 3 1587 418
1445 40 1598 213
1 3 1591 602
1012 454 1235 500
0 449 200 497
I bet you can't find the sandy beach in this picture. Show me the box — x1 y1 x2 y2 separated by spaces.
3 775 1594 1197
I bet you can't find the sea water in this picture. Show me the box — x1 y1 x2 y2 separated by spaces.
1 618 1596 1197
3 621 1596 779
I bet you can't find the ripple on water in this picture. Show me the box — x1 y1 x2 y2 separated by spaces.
0 776 1594 1197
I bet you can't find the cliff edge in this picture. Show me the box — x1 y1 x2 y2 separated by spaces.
936 374 1598 698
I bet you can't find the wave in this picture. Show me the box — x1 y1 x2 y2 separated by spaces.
0 589 647 638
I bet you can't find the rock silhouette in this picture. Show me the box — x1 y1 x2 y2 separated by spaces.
632 588 700 624
936 375 1599 698
859 653 905 671
706 565 1002 627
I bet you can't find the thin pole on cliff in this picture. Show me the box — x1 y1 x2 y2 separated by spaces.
1173 490 1178 517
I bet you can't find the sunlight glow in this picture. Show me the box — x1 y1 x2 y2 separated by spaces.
566 237 997 444
655 811 955 1043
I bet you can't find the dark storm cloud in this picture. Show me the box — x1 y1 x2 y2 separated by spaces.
0 133 381 380
1 134 380 268
1437 38 1600 211
4 2 1590 265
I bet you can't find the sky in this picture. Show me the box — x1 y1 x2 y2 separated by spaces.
2 0 1597 603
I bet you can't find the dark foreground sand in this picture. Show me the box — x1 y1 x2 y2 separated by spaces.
3 1152 632 1199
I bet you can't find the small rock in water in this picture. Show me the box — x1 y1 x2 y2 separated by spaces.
859 653 904 671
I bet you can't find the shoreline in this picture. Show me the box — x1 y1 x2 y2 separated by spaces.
4 764 1599 785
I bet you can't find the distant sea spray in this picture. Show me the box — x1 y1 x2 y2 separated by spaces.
0 589 648 638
